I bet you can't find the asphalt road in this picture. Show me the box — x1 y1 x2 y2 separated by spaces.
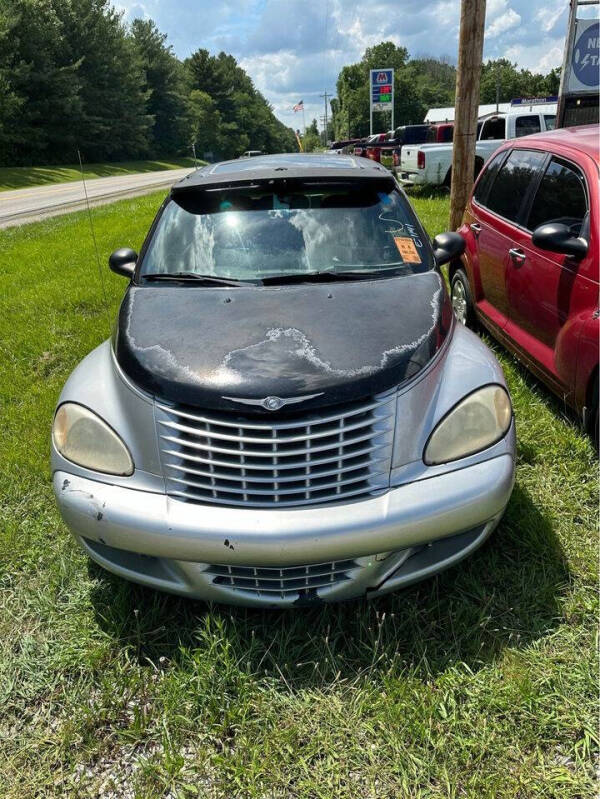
0 167 194 228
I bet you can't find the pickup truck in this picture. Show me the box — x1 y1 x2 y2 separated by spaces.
397 106 557 187
426 123 454 143
364 124 432 169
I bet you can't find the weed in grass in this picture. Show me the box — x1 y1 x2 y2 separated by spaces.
0 190 597 798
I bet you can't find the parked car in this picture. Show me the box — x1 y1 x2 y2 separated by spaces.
367 125 433 170
354 133 386 157
52 153 515 607
390 124 432 169
328 140 360 155
329 139 360 151
449 125 599 443
366 134 394 164
399 103 557 187
241 150 264 157
426 123 454 143
395 124 431 147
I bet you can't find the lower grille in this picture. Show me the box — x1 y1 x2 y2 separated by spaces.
155 390 396 508
205 559 360 598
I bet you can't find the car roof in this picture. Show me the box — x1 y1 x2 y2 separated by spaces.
172 152 390 192
509 124 599 164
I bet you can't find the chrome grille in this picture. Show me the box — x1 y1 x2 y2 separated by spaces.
205 559 360 598
155 390 396 508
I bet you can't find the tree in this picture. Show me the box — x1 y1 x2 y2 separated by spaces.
303 119 321 152
0 1 297 166
186 90 222 157
131 18 187 157
480 59 560 105
0 0 83 165
406 57 456 116
184 48 296 159
56 0 151 161
332 42 422 138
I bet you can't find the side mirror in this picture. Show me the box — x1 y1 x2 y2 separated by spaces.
532 223 588 260
109 248 137 278
432 231 465 266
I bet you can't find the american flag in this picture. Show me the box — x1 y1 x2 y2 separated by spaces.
293 100 304 112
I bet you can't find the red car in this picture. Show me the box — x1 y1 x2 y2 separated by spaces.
449 125 599 443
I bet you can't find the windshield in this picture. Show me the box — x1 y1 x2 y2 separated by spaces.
139 181 432 283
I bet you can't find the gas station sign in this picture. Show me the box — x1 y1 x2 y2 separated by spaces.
369 68 394 135
370 69 394 110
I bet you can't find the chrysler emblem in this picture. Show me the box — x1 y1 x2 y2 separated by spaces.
263 396 283 411
223 392 324 410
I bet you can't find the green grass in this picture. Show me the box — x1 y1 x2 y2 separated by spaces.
0 157 199 192
0 191 597 798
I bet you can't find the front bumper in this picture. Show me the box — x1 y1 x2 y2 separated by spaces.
54 451 515 607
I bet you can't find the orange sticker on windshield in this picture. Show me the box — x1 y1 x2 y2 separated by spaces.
394 236 421 263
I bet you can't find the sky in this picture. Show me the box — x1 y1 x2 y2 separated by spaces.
115 0 596 131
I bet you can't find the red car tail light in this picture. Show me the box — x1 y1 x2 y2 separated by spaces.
417 151 426 169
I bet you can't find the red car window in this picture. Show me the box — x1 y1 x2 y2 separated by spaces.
473 151 507 207
483 149 546 223
527 158 588 234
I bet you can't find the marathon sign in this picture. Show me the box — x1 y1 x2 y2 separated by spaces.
566 19 600 92
370 69 394 111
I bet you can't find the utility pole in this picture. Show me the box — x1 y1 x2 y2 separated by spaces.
320 115 327 147
495 62 501 113
449 0 487 231
320 91 332 145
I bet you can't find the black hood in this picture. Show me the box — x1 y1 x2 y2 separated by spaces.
114 272 452 413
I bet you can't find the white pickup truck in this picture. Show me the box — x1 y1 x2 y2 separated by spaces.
397 105 557 187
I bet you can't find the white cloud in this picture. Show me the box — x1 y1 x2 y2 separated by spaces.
486 6 521 39
533 0 568 34
505 42 564 73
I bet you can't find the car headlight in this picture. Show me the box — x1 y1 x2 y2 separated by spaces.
53 403 134 475
424 385 512 465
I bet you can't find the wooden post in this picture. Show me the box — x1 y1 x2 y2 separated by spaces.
449 0 487 230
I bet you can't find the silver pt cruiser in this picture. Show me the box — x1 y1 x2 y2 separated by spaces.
52 154 516 607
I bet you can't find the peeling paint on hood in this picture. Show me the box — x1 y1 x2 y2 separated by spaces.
114 272 452 412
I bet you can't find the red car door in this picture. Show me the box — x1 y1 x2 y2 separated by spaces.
467 149 547 332
506 154 593 396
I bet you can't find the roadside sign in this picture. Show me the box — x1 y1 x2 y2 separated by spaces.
571 20 600 87
369 68 394 135
510 96 558 106
557 0 600 128
370 69 394 110
566 18 600 92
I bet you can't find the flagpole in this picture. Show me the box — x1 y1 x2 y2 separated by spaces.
302 106 306 135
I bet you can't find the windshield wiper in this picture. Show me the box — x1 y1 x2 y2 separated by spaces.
142 272 249 286
260 268 402 285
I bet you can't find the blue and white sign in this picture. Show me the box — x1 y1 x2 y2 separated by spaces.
370 69 394 111
510 96 558 106
568 19 600 91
